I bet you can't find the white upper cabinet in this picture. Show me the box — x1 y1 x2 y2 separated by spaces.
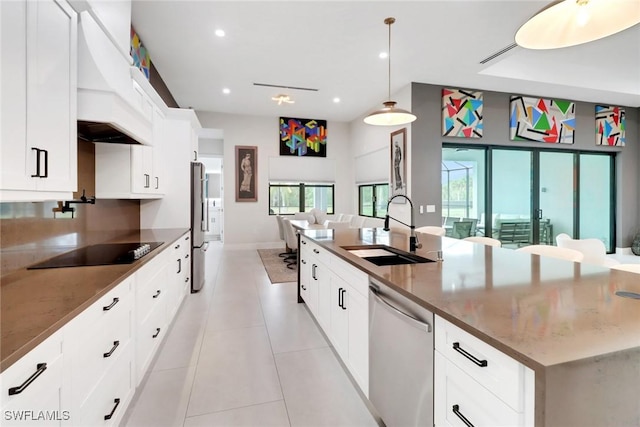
1 0 78 201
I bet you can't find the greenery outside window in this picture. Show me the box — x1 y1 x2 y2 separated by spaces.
358 184 389 218
269 183 334 215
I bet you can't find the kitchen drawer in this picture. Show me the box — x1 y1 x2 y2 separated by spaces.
136 245 169 285
76 341 134 427
1 330 64 423
135 301 166 384
65 275 133 340
435 351 522 427
329 254 368 298
136 263 168 325
303 237 331 265
68 305 132 407
435 316 525 411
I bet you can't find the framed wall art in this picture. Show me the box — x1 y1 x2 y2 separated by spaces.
442 88 483 138
509 95 575 144
596 105 625 146
279 117 327 157
235 145 257 202
390 128 407 200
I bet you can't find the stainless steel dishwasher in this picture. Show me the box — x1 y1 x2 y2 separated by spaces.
369 279 434 427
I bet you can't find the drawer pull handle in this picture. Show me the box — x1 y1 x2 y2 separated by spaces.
175 244 180 249
313 248 319 254
301 259 306 265
8 363 47 395
453 342 488 367
103 341 120 358
338 287 344 309
103 297 119 311
185 254 189 259
301 240 307 245
312 264 317 280
104 398 121 420
452 404 475 427
185 277 189 283
153 289 161 299
177 258 182 274
340 288 347 310
152 328 161 338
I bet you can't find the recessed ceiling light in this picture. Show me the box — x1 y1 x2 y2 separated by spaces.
379 52 388 59
333 97 341 103
215 29 225 37
222 88 230 94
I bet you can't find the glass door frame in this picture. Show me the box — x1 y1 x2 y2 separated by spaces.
443 143 616 251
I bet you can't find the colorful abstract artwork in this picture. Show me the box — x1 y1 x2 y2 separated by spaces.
596 105 625 146
442 88 483 138
510 96 575 144
130 26 150 80
279 117 327 157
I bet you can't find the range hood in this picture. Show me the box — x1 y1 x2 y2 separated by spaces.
76 11 152 145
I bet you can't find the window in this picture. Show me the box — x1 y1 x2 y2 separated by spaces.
358 183 389 218
269 183 334 214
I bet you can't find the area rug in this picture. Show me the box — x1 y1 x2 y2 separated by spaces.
257 249 297 284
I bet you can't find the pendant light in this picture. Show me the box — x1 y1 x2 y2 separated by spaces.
515 0 640 50
364 17 417 126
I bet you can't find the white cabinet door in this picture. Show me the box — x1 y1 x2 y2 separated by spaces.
0 330 65 427
329 274 349 361
151 106 166 194
131 144 153 193
0 0 77 198
299 245 312 306
346 287 369 395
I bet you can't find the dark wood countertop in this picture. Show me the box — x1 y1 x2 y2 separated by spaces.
0 228 189 373
301 227 640 371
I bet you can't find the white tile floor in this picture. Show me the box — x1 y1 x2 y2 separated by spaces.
122 242 378 427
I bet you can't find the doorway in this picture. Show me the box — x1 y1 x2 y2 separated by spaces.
200 156 223 242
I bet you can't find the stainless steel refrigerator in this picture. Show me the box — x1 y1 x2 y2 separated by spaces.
191 162 209 292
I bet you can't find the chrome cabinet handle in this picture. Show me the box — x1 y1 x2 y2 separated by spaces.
369 286 432 333
8 363 47 395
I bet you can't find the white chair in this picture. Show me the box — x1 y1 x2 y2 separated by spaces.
556 236 619 267
516 245 584 262
324 220 350 229
609 263 640 273
281 218 299 269
275 215 290 256
555 233 571 245
309 208 327 225
293 212 315 223
415 226 446 236
352 216 366 228
341 214 354 224
463 236 502 247
335 213 344 222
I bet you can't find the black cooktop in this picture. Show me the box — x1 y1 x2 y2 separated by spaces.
27 242 164 269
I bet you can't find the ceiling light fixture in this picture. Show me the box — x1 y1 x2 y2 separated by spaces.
364 17 416 126
215 29 225 37
271 94 294 105
515 0 640 50
333 97 341 103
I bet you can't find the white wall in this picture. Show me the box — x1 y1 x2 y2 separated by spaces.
196 111 353 247
349 84 413 227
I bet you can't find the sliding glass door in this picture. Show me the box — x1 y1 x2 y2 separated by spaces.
443 144 615 251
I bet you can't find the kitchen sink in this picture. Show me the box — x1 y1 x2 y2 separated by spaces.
343 245 433 266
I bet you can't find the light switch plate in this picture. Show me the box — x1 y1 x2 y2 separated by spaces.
426 205 436 213
420 205 424 214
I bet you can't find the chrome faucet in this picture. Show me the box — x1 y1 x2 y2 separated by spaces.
383 194 422 253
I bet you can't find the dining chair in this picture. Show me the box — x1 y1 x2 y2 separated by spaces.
341 214 354 223
275 215 289 257
415 226 446 236
609 263 640 274
281 218 299 269
451 221 474 239
556 236 619 267
516 245 584 262
324 220 350 229
463 236 502 247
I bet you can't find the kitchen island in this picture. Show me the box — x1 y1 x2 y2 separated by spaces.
299 227 640 427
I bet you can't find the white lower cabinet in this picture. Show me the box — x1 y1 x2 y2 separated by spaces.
299 237 369 396
64 275 134 426
0 234 191 426
0 330 65 427
434 316 535 427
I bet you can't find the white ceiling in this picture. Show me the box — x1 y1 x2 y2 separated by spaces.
131 1 640 123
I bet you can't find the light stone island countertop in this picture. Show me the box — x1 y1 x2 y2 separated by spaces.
0 228 189 373
301 227 640 427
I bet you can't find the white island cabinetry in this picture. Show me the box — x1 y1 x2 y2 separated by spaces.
434 316 535 427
